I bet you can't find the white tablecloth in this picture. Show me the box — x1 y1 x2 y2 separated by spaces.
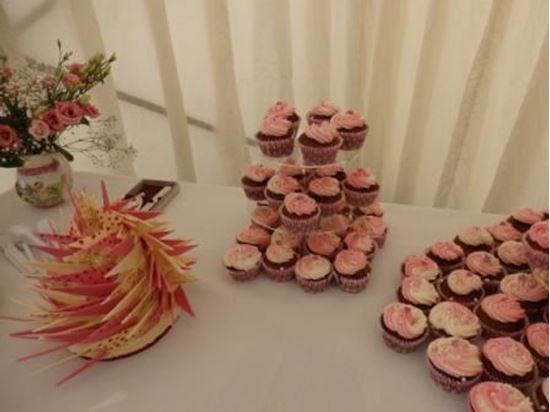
0 172 503 412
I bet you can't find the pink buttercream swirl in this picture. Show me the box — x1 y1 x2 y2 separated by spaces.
427 337 482 378
278 159 303 177
261 114 292 136
358 201 384 217
265 243 295 264
331 110 366 130
447 270 483 295
528 221 549 249
315 164 344 177
429 302 480 338
430 241 464 261
244 164 275 182
295 254 331 280
251 206 279 227
497 241 527 266
500 273 548 302
466 251 502 277
382 302 427 339
271 227 303 250
267 174 301 195
344 231 376 254
334 249 367 275
487 221 522 242
223 244 261 271
306 231 341 256
236 225 271 247
304 122 339 144
309 100 339 117
265 101 295 118
480 294 525 323
403 255 440 281
352 216 386 238
284 193 318 216
458 226 494 247
526 323 548 357
469 382 534 412
401 277 439 306
483 337 534 377
319 214 350 233
512 208 544 225
308 177 341 197
346 168 377 189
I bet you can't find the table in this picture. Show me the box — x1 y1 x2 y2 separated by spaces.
0 172 503 412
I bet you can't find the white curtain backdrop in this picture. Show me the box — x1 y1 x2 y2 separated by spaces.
0 0 547 213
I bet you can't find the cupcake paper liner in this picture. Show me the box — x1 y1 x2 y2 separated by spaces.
482 365 536 392
339 128 368 151
381 329 428 353
281 209 321 233
296 275 332 294
427 358 481 393
343 187 378 208
436 281 485 310
264 190 285 211
243 185 267 202
299 138 342 166
226 263 261 282
258 136 294 158
336 272 370 293
262 259 296 282
479 317 527 340
319 197 346 217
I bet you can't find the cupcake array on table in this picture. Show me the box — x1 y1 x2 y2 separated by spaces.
380 207 549 410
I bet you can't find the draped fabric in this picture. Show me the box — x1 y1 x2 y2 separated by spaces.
0 0 547 213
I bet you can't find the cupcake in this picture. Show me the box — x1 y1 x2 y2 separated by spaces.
262 243 297 282
468 382 534 412
350 216 387 247
509 208 545 233
475 293 527 339
298 122 342 165
533 268 549 291
482 337 536 390
277 158 306 186
342 168 380 207
295 254 332 293
497 240 530 273
454 226 495 255
331 109 369 151
280 193 321 232
306 100 339 125
401 254 442 283
318 213 350 236
398 277 440 313
250 205 280 231
305 230 342 261
241 164 275 201
429 301 481 340
465 251 505 293
524 221 549 269
223 244 262 281
522 323 549 377
265 101 300 136
236 225 271 251
352 201 384 218
426 241 465 274
531 378 548 412
264 174 301 210
437 269 484 309
380 302 429 353
333 249 371 293
256 114 295 157
487 221 522 245
307 177 345 216
426 337 483 393
500 273 548 319
344 231 378 260
313 164 347 183
270 227 304 253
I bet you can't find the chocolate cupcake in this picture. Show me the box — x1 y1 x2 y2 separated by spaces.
500 273 548 320
352 200 384 219
350 215 387 247
270 227 303 253
398 277 440 313
508 208 544 233
306 100 339 125
280 193 321 232
454 226 495 255
250 205 280 231
277 159 306 186
476 293 527 339
264 174 301 210
313 164 347 183
426 241 465 274
298 122 342 165
496 240 530 273
531 378 548 412
236 225 271 252
380 302 429 353
437 269 484 308
469 382 534 412
523 323 549 378
331 109 369 151
264 101 301 137
487 221 522 245
307 176 345 216
333 249 371 293
343 168 380 207
318 213 350 237
482 337 536 391
428 301 481 341
256 114 295 158
223 244 262 281
344 230 378 260
262 243 297 282
465 251 505 294
241 164 275 201
305 230 342 261
524 221 549 270
426 337 483 393
401 254 442 283
295 254 332 293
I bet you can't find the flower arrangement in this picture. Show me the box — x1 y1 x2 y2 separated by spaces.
0 41 135 168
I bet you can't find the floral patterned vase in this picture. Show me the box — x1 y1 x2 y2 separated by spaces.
15 153 73 208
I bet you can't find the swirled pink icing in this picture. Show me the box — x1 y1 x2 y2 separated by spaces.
526 323 548 357
469 382 534 412
265 101 295 118
528 221 549 249
334 249 367 275
402 255 440 281
497 241 527 266
271 227 303 250
480 294 526 323
295 254 331 280
284 193 318 216
346 168 377 189
236 226 271 248
427 337 482 378
244 164 275 182
430 241 464 261
382 302 427 339
429 302 480 339
446 270 483 295
309 100 339 117
224 244 261 271
483 337 534 377
500 273 548 302
487 221 522 242
466 251 502 277
319 214 350 233
331 110 366 130
401 277 439 306
308 177 341 197
358 201 384 217
512 208 544 225
266 174 300 195
265 243 295 264
352 216 386 238
278 159 303 177
260 114 292 136
306 231 341 256
344 231 376 254
457 226 494 247
251 206 280 228
304 122 339 144
315 164 344 178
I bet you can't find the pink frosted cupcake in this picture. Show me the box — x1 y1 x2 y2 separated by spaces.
475 293 527 339
256 114 295 157
350 216 387 247
333 249 371 293
497 240 530 273
313 164 347 183
353 200 384 218
236 225 271 252
318 213 350 236
522 323 549 377
307 177 345 216
530 378 548 412
280 193 321 232
262 243 297 282
331 109 369 151
241 164 275 201
500 273 548 320
468 381 534 412
454 226 495 255
344 230 378 260
401 254 442 283
426 241 465 274
298 122 342 165
398 277 440 313
250 205 280 231
305 230 342 261
482 337 536 390
509 208 545 233
277 158 306 186
428 301 481 341
270 227 303 253
223 244 262 281
306 100 339 125
343 168 379 207
265 101 301 137
426 337 483 393
380 302 429 353
295 254 332 293
437 270 484 309
465 251 505 294
264 174 301 210
523 221 549 269
487 221 522 245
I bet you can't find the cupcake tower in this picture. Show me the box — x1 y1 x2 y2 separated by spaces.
380 208 549 409
224 100 386 294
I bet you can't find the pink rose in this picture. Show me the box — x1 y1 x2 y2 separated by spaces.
0 67 12 80
66 62 84 73
28 119 50 140
62 72 82 88
41 110 66 132
0 125 21 149
78 102 100 118
55 101 83 125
